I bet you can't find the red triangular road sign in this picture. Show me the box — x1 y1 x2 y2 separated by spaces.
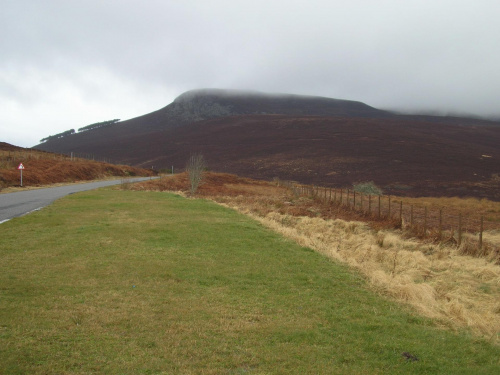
17 163 25 170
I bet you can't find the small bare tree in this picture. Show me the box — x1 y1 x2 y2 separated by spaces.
186 153 206 194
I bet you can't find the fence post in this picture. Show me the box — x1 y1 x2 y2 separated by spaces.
347 189 350 207
458 214 462 247
424 207 427 238
368 195 372 215
377 196 380 218
479 216 483 251
438 209 442 241
399 201 403 226
410 205 414 228
353 190 356 210
388 196 391 218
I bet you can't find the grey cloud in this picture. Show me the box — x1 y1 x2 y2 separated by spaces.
2 0 500 147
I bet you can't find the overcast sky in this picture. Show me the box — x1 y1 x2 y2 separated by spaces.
2 0 500 147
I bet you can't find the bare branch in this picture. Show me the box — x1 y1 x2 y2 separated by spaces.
186 153 206 194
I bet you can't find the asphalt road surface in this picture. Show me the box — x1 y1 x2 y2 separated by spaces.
0 177 155 223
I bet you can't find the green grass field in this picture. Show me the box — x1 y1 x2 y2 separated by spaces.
1 189 499 374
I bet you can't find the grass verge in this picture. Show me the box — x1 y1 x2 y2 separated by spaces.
134 173 500 341
1 189 499 374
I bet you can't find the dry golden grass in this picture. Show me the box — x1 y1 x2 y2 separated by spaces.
241 212 500 342
399 196 500 225
134 172 500 343
400 196 500 209
484 230 500 247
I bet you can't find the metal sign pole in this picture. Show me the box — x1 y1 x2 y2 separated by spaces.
17 163 25 187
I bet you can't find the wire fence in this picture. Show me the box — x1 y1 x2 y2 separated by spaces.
276 180 499 258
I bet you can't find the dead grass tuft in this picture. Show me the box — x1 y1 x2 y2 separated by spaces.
484 230 500 246
251 212 500 341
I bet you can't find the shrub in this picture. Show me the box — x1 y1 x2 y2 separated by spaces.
353 181 383 196
186 153 206 194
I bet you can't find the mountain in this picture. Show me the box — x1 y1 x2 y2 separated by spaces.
35 89 389 149
34 89 500 199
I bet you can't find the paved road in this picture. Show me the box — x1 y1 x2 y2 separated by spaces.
0 177 155 223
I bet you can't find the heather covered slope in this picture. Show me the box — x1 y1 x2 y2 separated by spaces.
132 115 500 199
34 89 389 155
34 89 500 199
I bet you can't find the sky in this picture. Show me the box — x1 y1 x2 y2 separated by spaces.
2 0 500 147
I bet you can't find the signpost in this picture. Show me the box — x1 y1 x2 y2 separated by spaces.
17 163 25 187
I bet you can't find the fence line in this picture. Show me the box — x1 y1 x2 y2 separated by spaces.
275 179 498 256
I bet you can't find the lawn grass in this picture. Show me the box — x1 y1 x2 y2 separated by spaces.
0 189 499 374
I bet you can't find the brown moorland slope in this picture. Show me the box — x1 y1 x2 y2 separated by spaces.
33 89 389 161
132 115 500 200
0 142 154 190
34 89 500 199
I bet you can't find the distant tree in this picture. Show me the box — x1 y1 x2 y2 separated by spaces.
40 119 120 142
186 153 206 194
78 119 120 132
59 129 75 138
39 129 75 143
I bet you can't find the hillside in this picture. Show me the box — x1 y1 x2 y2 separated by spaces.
0 142 154 190
34 89 500 199
98 114 500 199
34 89 389 155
